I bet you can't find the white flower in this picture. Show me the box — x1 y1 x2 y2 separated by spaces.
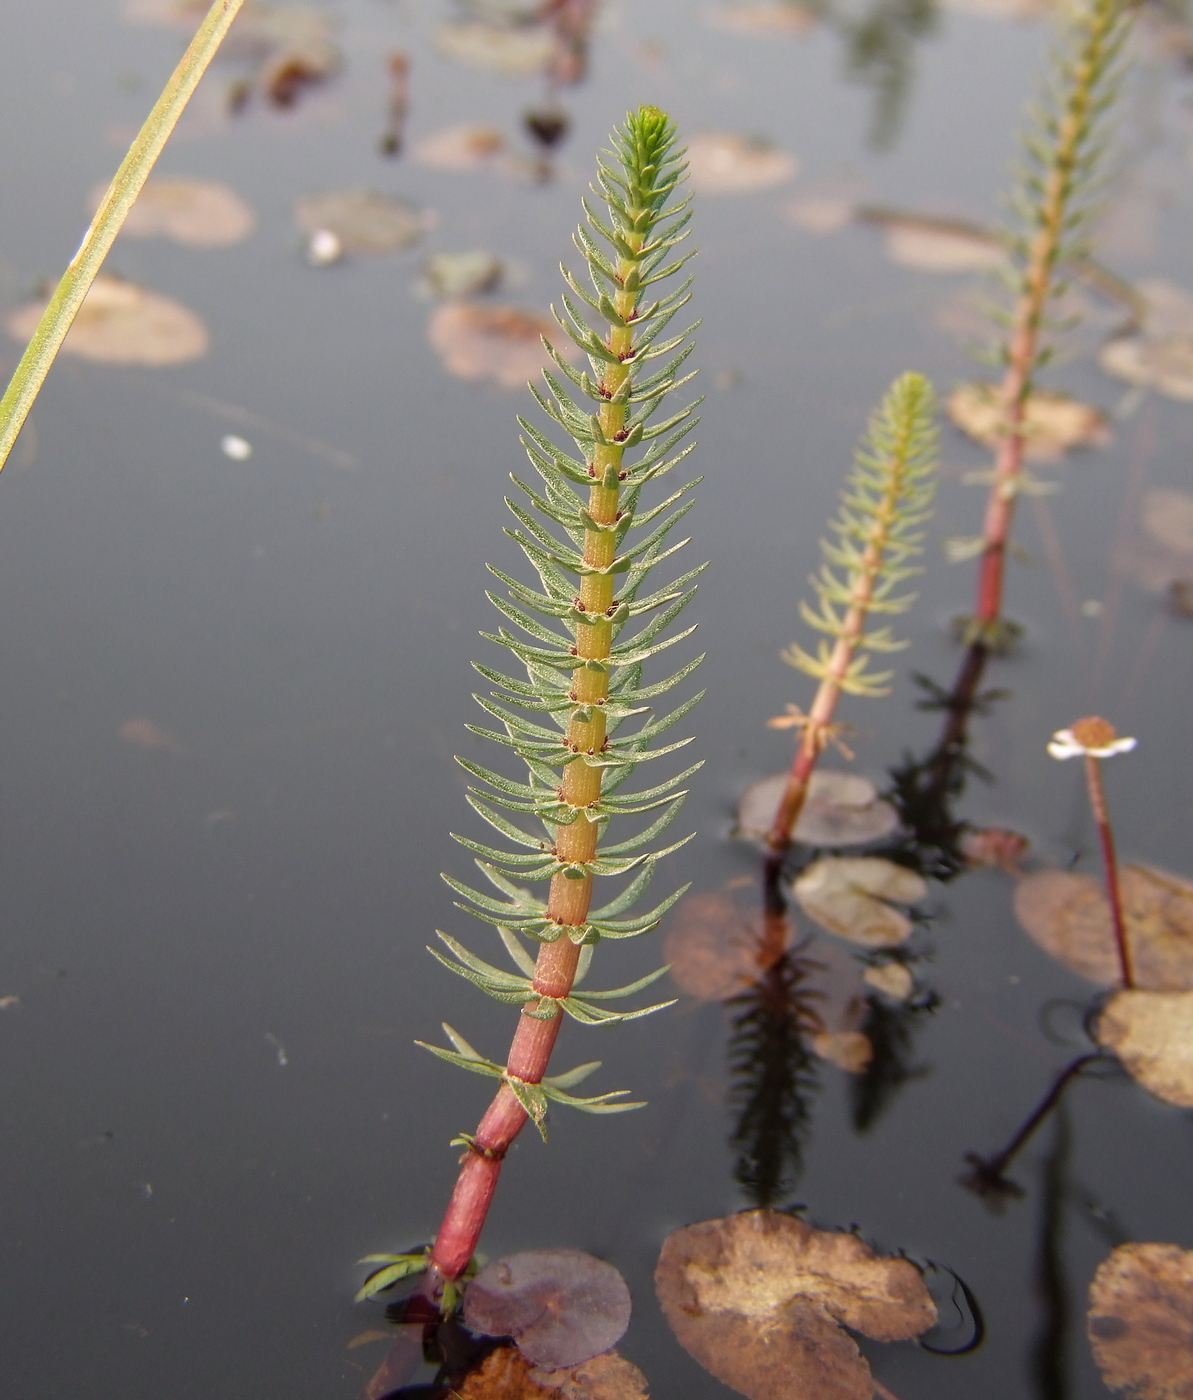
1047 717 1137 761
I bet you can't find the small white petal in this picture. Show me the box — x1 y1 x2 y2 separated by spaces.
1047 730 1083 759
221 434 252 461
1094 736 1137 757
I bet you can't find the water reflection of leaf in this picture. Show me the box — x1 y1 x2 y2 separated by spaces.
850 989 934 1132
664 892 774 1001
96 177 255 248
7 274 208 367
685 133 798 195
1014 866 1193 990
947 381 1110 460
456 1345 649 1399
793 857 927 947
428 304 572 389
1095 990 1193 1108
1088 1242 1193 1399
736 770 900 846
293 190 429 256
656 1211 936 1400
463 1250 631 1370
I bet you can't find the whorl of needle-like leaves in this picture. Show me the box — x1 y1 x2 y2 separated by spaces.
784 371 937 699
419 108 703 1105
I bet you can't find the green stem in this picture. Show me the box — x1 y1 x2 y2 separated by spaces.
0 0 245 471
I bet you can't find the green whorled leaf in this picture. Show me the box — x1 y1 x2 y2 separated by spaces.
416 1037 505 1079
354 1252 431 1303
456 756 546 802
571 963 672 1001
472 693 571 744
599 761 704 812
597 798 686 858
499 926 539 977
539 1081 645 1114
451 837 557 873
463 794 552 852
432 933 536 990
543 1059 603 1090
486 591 575 649
560 994 676 1024
609 588 696 658
443 872 546 920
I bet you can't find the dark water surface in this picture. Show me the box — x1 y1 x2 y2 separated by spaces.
1 1 1192 1397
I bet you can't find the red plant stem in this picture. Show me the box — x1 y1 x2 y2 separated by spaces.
1083 753 1134 988
427 238 643 1284
972 1 1115 629
977 1052 1102 1179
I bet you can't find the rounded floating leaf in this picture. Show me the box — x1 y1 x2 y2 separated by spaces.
704 4 819 34
882 222 1007 274
422 251 504 300
1014 866 1193 990
1088 1242 1193 1400
862 961 914 1002
685 133 798 195
656 1210 936 1400
457 1344 649 1399
1100 336 1193 403
736 770 899 847
7 272 207 366
429 303 571 389
810 1030 873 1074
663 892 774 1001
793 857 927 948
947 381 1110 460
99 177 255 248
1142 489 1193 557
1096 990 1193 1108
464 1249 632 1371
434 21 554 76
414 124 507 172
293 190 428 255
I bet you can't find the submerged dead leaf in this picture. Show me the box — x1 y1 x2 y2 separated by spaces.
435 21 555 76
97 177 255 248
1088 1242 1193 1399
704 3 819 33
1096 990 1193 1108
1013 866 1193 990
429 303 570 388
793 858 927 948
686 133 798 195
947 381 1110 460
656 1211 936 1400
293 190 428 256
736 771 899 847
457 1345 649 1399
413 124 507 172
464 1250 631 1370
663 893 774 1000
7 274 207 366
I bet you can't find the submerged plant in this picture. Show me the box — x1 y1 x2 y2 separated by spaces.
361 107 703 1305
950 0 1132 648
766 372 938 854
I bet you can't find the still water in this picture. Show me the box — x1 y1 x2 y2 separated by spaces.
0 1 1191 1396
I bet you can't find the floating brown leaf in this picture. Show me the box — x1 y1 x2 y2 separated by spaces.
810 1030 873 1074
862 961 914 1002
947 381 1110 460
1142 490 1193 557
1013 866 1193 990
1088 1242 1193 1399
435 21 555 76
7 274 207 366
429 303 571 389
1100 336 1193 403
293 190 428 256
686 134 798 195
1096 990 1193 1108
656 1211 936 1400
736 770 899 847
704 4 819 34
413 124 507 172
422 251 504 300
457 1345 649 1399
464 1250 632 1370
882 223 1007 274
663 892 773 1000
96 177 255 248
793 858 927 948
959 825 1029 872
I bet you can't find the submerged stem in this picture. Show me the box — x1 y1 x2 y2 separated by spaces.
1083 754 1134 988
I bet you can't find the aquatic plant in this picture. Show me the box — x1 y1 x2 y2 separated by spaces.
951 0 1132 648
360 106 702 1305
0 0 245 471
766 372 938 854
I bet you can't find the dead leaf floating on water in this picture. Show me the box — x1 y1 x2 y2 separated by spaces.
422 251 504 300
810 1030 873 1073
1096 990 1193 1109
1142 489 1193 557
736 770 900 847
947 382 1110 460
293 191 428 256
1100 337 1193 403
662 892 774 1000
862 961 914 1002
97 177 255 248
704 3 819 33
1013 865 1193 990
686 133 798 195
456 1345 649 1400
655 1211 936 1400
1088 1242 1193 1399
435 22 555 76
464 1249 632 1370
793 858 927 948
7 274 207 367
414 124 507 172
429 303 570 389
882 223 1007 274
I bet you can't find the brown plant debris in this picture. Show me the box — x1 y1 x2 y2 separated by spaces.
685 133 798 195
434 21 555 76
1095 990 1193 1109
656 1210 936 1400
1013 865 1193 989
413 124 507 172
663 892 776 1000
882 223 1007 274
1088 1242 1193 1398
98 177 255 248
810 1030 873 1074
428 303 572 389
793 858 927 948
1142 490 1193 557
293 190 428 256
736 770 899 847
947 381 1110 460
703 4 819 34
7 273 208 367
457 1345 649 1399
862 961 915 1002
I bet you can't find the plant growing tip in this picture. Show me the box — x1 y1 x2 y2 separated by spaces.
766 371 938 854
394 106 703 1290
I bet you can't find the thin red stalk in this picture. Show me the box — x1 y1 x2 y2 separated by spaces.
1083 754 1134 988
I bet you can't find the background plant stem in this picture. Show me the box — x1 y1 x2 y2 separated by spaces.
1084 754 1134 987
0 0 245 473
